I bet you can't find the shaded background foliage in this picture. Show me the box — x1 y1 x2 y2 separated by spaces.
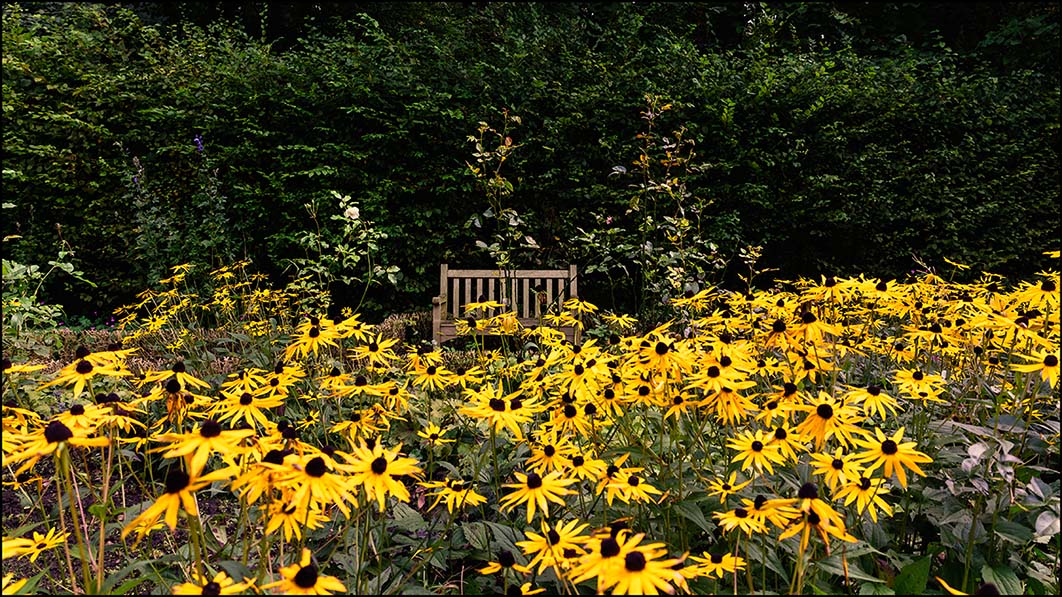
3 2 1059 320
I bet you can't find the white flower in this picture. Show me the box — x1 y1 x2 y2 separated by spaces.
344 206 360 220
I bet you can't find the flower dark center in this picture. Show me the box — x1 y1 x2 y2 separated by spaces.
774 427 788 440
76 360 94 375
913 371 924 381
754 494 768 509
70 404 85 416
200 420 222 437
875 281 888 292
603 389 615 399
1044 355 1058 367
624 551 647 571
798 483 819 499
832 458 844 470
202 581 221 595
563 404 577 418
544 445 556 457
426 366 437 375
868 385 881 395
628 476 641 486
816 404 834 419
707 366 720 378
371 457 388 475
572 456 584 467
720 356 733 367
1042 280 1057 292
499 550 516 567
710 553 724 564
881 439 899 455
526 473 543 489
547 530 561 544
734 508 748 518
601 538 621 557
293 564 318 588
510 398 523 410
772 320 787 333
240 393 253 405
585 403 598 416
783 382 797 396
859 477 872 490
489 399 506 412
165 469 190 493
45 420 74 443
722 483 731 490
574 364 584 375
368 342 378 352
263 449 288 465
355 376 367 386
172 361 187 373
655 342 669 355
801 312 817 324
305 457 327 477
751 441 763 452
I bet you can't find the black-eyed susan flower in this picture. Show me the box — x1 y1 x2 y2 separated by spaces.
689 551 746 579
460 385 536 438
834 475 894 522
263 498 329 542
1011 347 1060 388
516 518 590 573
347 440 423 511
714 506 767 536
121 463 236 539
2 527 68 562
778 508 857 555
151 420 255 476
477 548 532 575
810 448 863 493
844 384 902 420
602 538 683 595
794 392 864 450
212 389 283 431
500 471 577 524
260 548 346 595
421 478 487 513
276 453 359 519
416 421 455 447
707 471 751 503
4 419 110 475
39 357 129 399
171 569 253 595
728 429 785 475
852 426 933 489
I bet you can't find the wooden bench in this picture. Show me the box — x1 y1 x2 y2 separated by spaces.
432 264 579 345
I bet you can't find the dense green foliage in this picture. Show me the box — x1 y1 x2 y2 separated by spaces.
3 2 1058 321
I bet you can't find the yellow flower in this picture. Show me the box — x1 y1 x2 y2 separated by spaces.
347 440 422 511
260 548 347 595
852 426 933 489
728 429 785 475
171 570 253 595
121 463 236 540
2 527 69 562
500 471 577 524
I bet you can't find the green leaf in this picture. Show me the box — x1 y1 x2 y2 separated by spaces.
860 582 896 595
893 556 930 595
994 519 1034 544
981 564 1023 596
672 500 713 534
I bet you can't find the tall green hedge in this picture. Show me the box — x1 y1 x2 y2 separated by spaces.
3 3 1058 319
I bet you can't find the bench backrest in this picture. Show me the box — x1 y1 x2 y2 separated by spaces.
439 264 578 321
